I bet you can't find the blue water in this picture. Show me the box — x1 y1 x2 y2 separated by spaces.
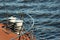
0 0 60 40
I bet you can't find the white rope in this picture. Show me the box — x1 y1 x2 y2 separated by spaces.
25 13 34 31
